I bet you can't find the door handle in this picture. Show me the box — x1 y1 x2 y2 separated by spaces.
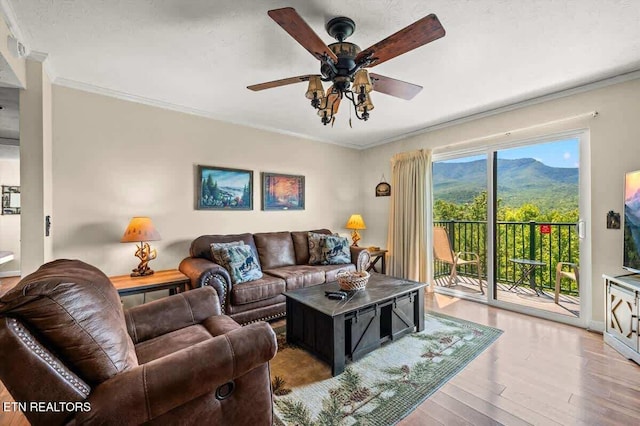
577 220 586 239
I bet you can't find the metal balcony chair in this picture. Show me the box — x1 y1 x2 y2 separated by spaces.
433 227 484 294
555 262 579 303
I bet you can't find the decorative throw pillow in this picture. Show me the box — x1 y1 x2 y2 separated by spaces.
321 235 351 265
211 244 262 284
211 241 245 251
211 241 245 266
307 232 327 265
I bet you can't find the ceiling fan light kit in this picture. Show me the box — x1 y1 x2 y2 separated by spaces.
248 7 445 126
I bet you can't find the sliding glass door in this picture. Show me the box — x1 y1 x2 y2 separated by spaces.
432 154 488 301
493 138 581 318
432 132 587 325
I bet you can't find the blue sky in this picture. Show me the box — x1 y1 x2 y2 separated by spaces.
202 169 250 188
440 138 580 168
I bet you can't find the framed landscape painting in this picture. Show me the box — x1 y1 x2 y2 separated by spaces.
197 165 253 210
261 173 305 210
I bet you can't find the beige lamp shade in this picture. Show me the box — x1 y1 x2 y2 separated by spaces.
317 85 341 117
353 69 373 93
345 214 367 230
121 217 161 243
357 92 375 112
305 75 324 100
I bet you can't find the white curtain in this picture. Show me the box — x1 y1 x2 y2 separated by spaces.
386 149 432 283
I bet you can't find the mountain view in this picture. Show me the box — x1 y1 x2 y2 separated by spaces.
624 189 640 269
433 158 579 213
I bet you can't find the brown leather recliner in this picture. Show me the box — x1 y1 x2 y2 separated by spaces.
0 259 277 425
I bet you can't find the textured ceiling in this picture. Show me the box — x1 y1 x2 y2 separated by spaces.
8 0 640 148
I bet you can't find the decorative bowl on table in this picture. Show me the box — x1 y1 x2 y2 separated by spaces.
336 270 370 291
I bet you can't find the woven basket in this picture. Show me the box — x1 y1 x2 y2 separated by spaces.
336 270 370 291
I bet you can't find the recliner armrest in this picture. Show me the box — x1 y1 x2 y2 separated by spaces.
124 287 221 343
179 257 232 314
75 322 277 424
350 246 371 271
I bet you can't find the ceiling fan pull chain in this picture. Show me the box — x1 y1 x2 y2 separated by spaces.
349 105 353 128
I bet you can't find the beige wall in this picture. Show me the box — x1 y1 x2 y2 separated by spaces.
0 157 20 273
51 86 362 276
361 77 640 325
45 76 640 324
20 59 52 275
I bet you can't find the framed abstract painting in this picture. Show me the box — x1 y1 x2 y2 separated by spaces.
261 173 305 211
196 165 253 210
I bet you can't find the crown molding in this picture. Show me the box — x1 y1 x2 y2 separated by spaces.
26 50 46 62
53 77 362 150
359 68 640 150
25 50 57 81
50 66 640 152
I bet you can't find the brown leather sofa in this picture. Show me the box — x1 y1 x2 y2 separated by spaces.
0 259 277 425
180 229 371 324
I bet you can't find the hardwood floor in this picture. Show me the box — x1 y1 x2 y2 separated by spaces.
401 293 640 426
0 276 20 297
1 292 638 425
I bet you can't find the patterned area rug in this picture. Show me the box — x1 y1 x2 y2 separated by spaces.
270 312 502 425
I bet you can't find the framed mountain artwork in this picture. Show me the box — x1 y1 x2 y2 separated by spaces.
261 173 305 211
196 165 253 210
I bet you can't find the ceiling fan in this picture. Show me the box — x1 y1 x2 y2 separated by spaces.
247 7 445 126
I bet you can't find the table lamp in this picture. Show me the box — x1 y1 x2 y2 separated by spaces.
121 217 161 277
345 214 366 246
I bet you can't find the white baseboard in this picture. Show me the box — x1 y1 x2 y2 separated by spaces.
587 320 605 333
0 270 20 278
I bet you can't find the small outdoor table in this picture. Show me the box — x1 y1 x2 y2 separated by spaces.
509 258 546 295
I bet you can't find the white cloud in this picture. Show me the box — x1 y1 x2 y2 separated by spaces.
563 151 571 160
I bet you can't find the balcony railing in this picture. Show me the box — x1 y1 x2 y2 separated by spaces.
434 220 579 295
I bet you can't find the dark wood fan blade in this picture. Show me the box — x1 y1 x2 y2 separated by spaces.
369 73 423 100
247 75 317 91
356 14 445 67
268 7 338 63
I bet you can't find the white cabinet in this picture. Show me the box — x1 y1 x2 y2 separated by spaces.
604 274 640 364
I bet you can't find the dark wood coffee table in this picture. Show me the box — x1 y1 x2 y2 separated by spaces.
284 273 426 376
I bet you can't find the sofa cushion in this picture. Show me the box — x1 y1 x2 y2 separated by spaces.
263 265 326 291
211 244 263 284
190 233 260 266
315 264 356 282
292 229 332 265
0 259 138 385
231 275 286 305
253 232 296 269
321 235 351 265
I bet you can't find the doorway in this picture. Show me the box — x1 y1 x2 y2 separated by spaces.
0 87 20 288
432 132 588 326
493 138 581 317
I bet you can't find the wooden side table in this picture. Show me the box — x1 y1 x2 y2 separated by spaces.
110 269 189 297
367 249 388 275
